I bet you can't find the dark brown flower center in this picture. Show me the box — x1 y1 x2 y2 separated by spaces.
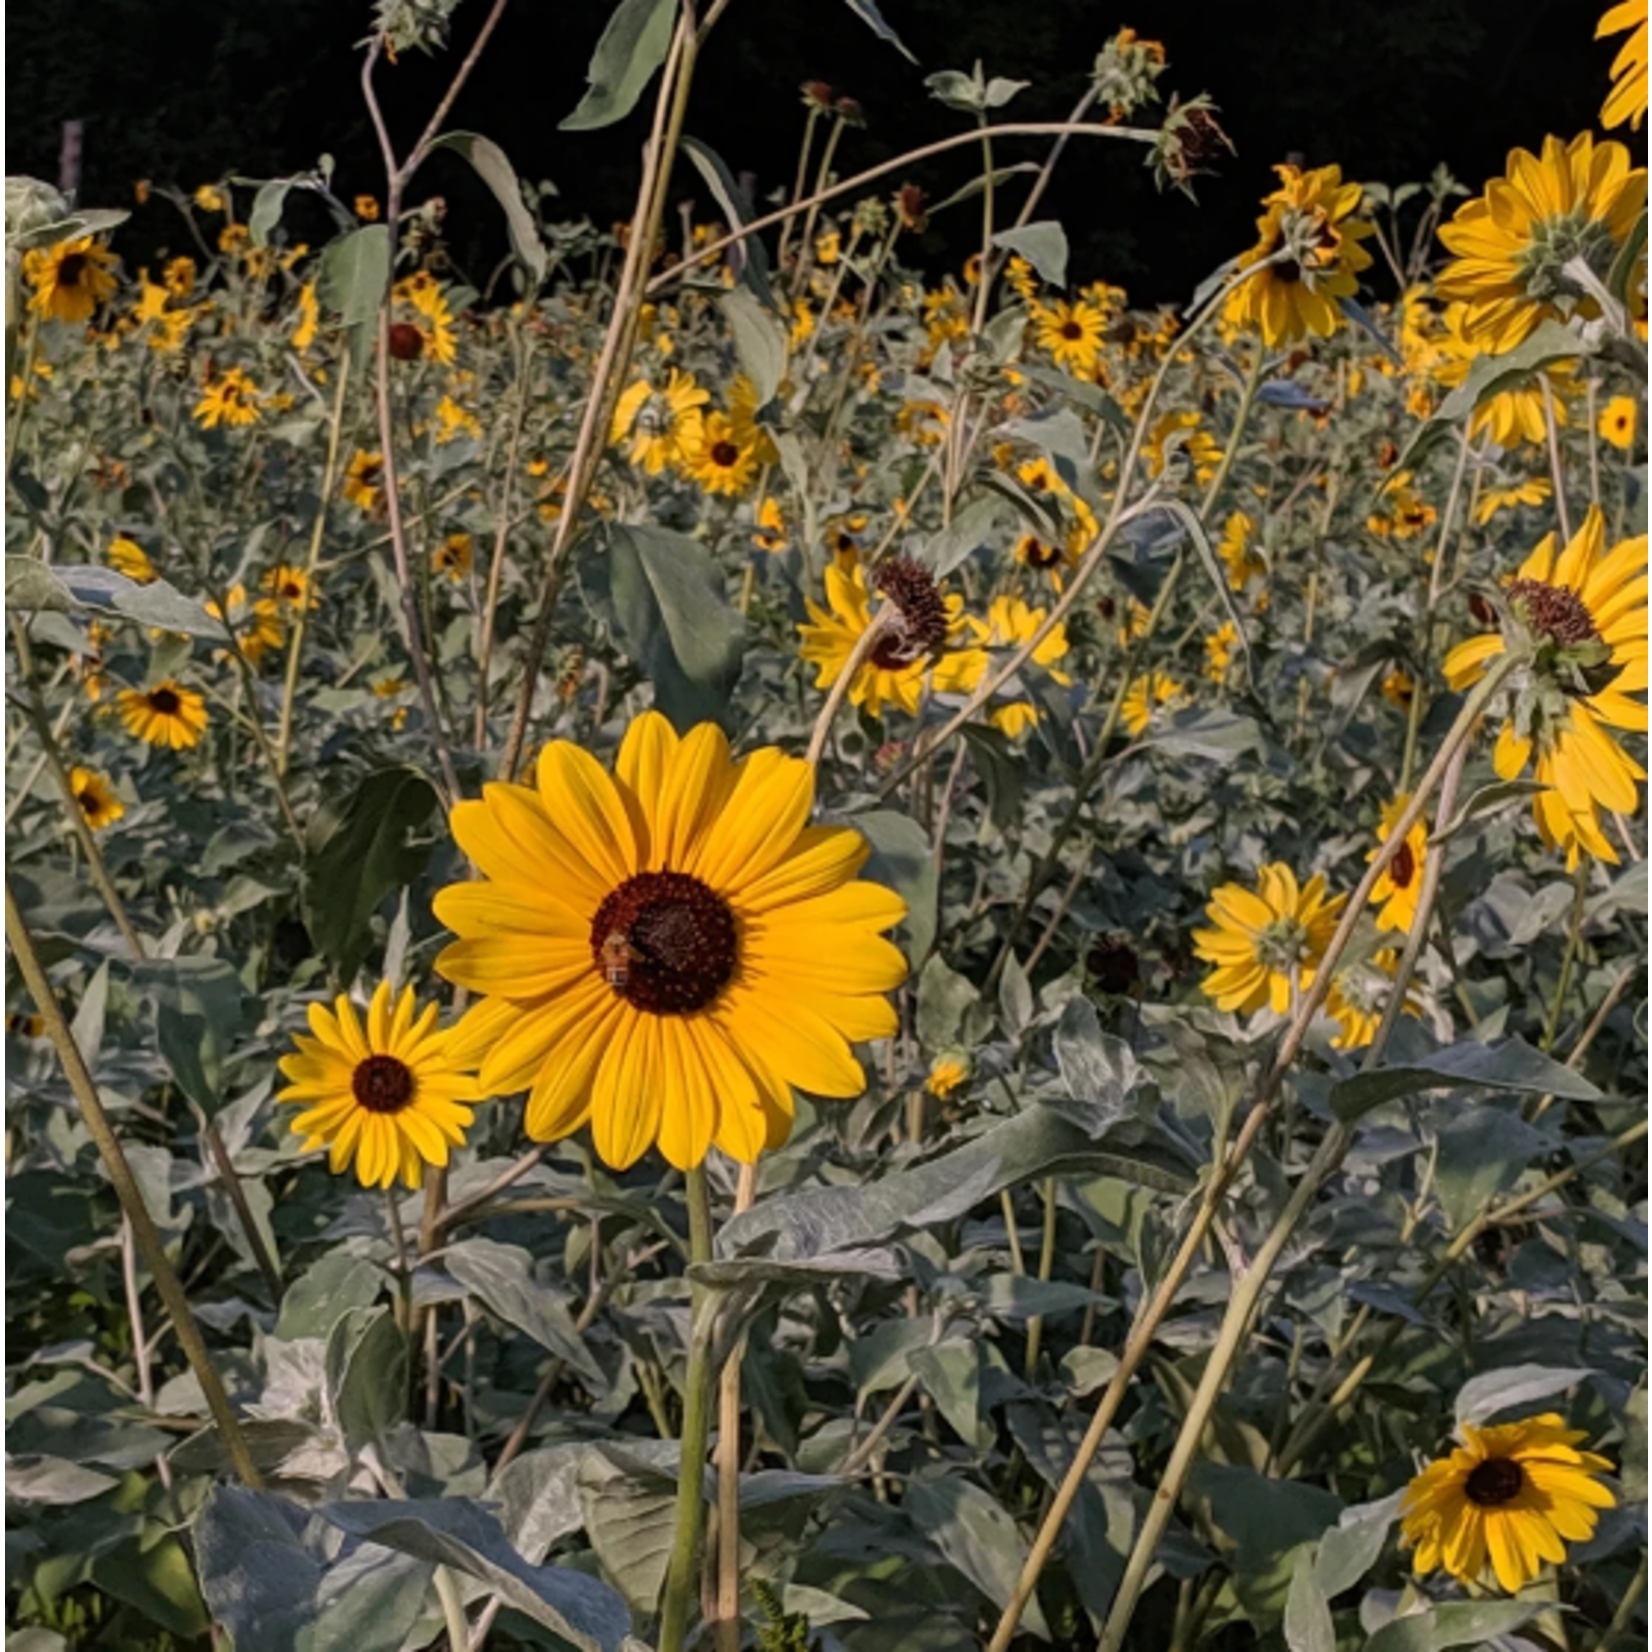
710 440 741 468
1464 1457 1525 1507
352 1053 416 1114
148 687 181 715
58 253 87 287
1020 536 1062 569
1509 578 1600 647
874 555 950 660
590 871 738 1014
1060 320 1084 341
388 322 425 360
1390 840 1416 890
76 788 99 813
1276 258 1302 285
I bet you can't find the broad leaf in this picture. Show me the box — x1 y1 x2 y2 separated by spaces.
1329 1037 1600 1122
992 221 1068 289
562 0 678 131
430 133 548 284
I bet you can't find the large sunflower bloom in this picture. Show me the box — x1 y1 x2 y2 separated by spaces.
1599 1 1648 131
116 681 209 750
434 713 908 1170
1436 133 1646 354
1445 506 1647 865
278 980 480 1191
1401 1413 1614 1594
1224 164 1375 346
24 237 118 324
1193 863 1347 1015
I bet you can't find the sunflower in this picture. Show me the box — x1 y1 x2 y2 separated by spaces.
727 374 780 465
1401 1413 1614 1594
278 980 479 1191
1367 794 1428 933
1005 255 1040 303
116 681 209 749
194 185 225 213
1014 532 1074 582
1218 510 1265 589
1598 394 1639 451
682 412 758 496
1033 299 1107 375
1326 948 1414 1050
292 282 319 351
1367 473 1438 541
1599 0 1648 130
434 394 481 443
1193 863 1347 1015
68 767 125 832
1144 409 1222 485
107 536 157 584
1121 671 1187 737
206 585 285 665
1437 133 1646 354
260 563 316 611
355 195 381 222
1382 668 1416 710
433 713 908 1170
1223 163 1375 346
164 257 196 298
610 369 708 475
1445 506 1647 866
24 237 118 324
798 558 958 720
1203 621 1239 686
1432 301 1577 448
193 368 262 429
1475 477 1552 525
752 496 788 554
434 533 473 582
391 273 457 365
936 595 1073 737
925 1054 970 1099
1114 597 1153 648
343 449 385 513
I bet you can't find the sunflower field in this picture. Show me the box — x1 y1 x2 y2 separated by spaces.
4 2 1649 1649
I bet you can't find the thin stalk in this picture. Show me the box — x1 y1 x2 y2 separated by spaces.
1022 1177 1058 1378
276 351 352 774
714 1160 759 1652
793 114 847 299
1540 855 1591 1052
774 105 821 275
7 880 263 1489
804 605 895 767
1543 377 1572 543
1595 1551 1648 1651
658 1165 717 1652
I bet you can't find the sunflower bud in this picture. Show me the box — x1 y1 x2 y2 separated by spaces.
387 322 424 360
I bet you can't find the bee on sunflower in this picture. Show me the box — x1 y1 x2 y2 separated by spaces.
610 368 709 475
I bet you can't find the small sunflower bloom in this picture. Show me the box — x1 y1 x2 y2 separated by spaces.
292 282 320 351
1193 863 1347 1016
1401 1413 1614 1594
194 368 262 430
1367 795 1428 934
261 563 316 611
610 369 708 475
434 712 908 1171
936 595 1073 738
1598 394 1639 451
434 533 473 583
925 1054 970 1099
278 980 480 1191
1203 621 1239 686
1475 477 1552 525
1121 671 1187 737
24 237 119 325
1445 506 1647 866
117 681 209 750
68 767 125 832
682 412 758 497
752 496 788 554
1218 510 1265 590
1033 299 1107 375
343 449 386 513
107 536 157 584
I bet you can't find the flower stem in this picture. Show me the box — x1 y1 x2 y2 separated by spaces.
6 878 264 1488
658 1164 717 1652
1541 854 1591 1052
713 1161 758 1651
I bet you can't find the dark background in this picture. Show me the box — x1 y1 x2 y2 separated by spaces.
7 0 1642 304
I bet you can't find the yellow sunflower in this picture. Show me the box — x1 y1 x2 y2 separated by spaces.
925 1054 970 1099
1598 394 1639 451
24 237 118 324
194 368 262 429
292 282 320 351
752 496 788 554
1367 794 1428 933
278 980 480 1191
1224 163 1375 346
682 412 758 496
1033 299 1107 375
1144 409 1223 485
1436 133 1646 354
1326 948 1415 1050
1014 531 1075 583
392 273 457 365
1401 1413 1614 1594
68 767 125 832
1121 670 1187 737
116 681 209 749
610 368 708 475
434 533 473 582
260 563 316 611
433 712 908 1170
1599 0 1648 131
728 374 780 465
107 536 157 584
1218 510 1265 590
343 449 385 513
206 585 285 665
935 595 1073 737
1367 472 1438 541
1445 506 1647 866
355 195 381 222
1432 301 1577 449
1193 862 1347 1015
1475 477 1552 525
1382 668 1415 710
1203 621 1239 686
798 557 959 720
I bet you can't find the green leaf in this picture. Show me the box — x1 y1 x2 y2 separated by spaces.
1283 1549 1335 1652
576 1445 678 1614
275 1253 385 1339
1430 778 1547 846
606 524 745 732
561 0 678 131
992 221 1068 289
1432 1106 1554 1229
1329 1037 1600 1123
317 224 391 327
318 1497 633 1652
1609 208 1647 303
48 565 228 641
131 955 244 1113
5 1455 120 1505
1052 996 1144 1135
1364 1600 1543 1652
430 132 548 285
718 1104 1193 1262
915 955 980 1049
5 555 76 612
1144 706 1263 762
1313 1490 1402 1598
905 1477 1051 1638
1194 1464 1342 1626
851 809 936 965
959 724 1024 833
325 1306 406 1454
490 1444 590 1564
1152 499 1251 676
921 495 1003 578
1001 407 1091 492
1454 1363 1595 1429
717 286 787 403
842 0 917 61
445 1237 606 1387
679 136 777 309
303 767 438 985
